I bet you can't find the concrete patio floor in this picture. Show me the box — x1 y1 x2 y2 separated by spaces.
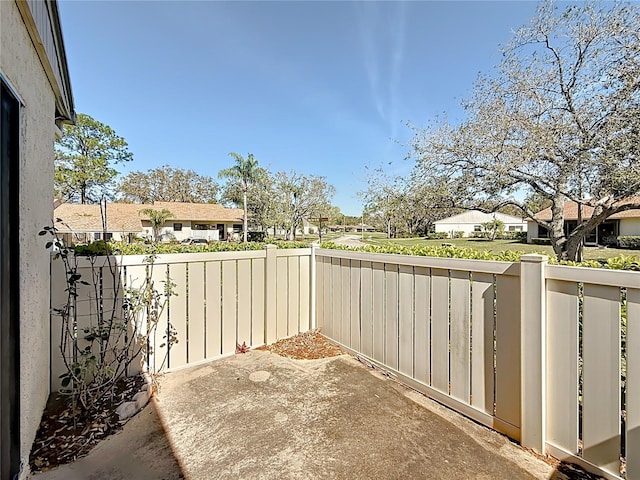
34 350 562 480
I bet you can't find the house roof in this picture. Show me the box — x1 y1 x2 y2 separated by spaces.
54 202 244 233
150 202 244 222
434 210 525 225
532 199 640 221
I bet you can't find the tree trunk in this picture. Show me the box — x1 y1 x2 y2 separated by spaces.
242 190 248 242
548 195 568 260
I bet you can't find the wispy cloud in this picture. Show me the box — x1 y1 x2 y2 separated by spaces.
354 2 407 139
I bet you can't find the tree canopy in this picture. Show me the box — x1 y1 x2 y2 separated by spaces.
118 166 218 204
139 208 175 242
55 113 133 204
219 153 262 242
273 171 335 240
409 1 640 260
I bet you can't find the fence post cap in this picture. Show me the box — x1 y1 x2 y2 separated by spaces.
520 254 548 263
265 244 276 250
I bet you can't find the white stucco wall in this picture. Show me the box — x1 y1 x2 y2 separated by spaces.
1 0 58 472
434 211 527 238
618 218 640 236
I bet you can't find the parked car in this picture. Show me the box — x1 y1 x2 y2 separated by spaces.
181 238 208 245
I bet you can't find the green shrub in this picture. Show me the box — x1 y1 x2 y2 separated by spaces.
248 231 266 242
531 238 551 245
319 242 640 271
72 240 310 256
426 232 448 240
451 231 464 238
618 236 640 249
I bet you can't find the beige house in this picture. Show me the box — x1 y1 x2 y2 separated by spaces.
55 201 245 243
0 0 75 477
527 200 640 245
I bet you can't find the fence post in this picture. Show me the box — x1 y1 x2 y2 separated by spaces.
310 244 317 330
520 254 548 453
264 244 277 344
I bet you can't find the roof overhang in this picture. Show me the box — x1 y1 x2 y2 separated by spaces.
15 0 75 125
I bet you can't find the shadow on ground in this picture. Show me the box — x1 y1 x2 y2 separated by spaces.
35 350 599 479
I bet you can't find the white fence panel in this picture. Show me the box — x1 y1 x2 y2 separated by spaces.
51 248 313 388
315 249 521 442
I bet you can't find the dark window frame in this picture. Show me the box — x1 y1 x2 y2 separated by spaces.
173 222 182 232
0 78 21 479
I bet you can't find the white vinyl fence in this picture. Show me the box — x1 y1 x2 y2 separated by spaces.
50 246 312 390
50 245 638 479
315 248 639 480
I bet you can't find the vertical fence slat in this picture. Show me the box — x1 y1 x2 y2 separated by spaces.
431 268 449 393
316 256 324 333
495 274 521 430
341 259 351 347
398 265 413 377
123 264 147 375
222 260 237 354
265 247 277 344
350 260 361 352
385 263 399 370
372 262 385 363
414 267 431 386
330 257 341 343
237 259 252 346
276 256 288 339
288 257 300 336
251 258 265 346
360 261 373 358
450 270 470 403
187 262 206 364
627 288 640 480
582 284 621 475
471 273 494 413
205 261 222 358
546 280 579 453
50 257 67 391
99 263 125 372
299 255 310 332
324 257 334 339
151 263 169 372
169 263 188 368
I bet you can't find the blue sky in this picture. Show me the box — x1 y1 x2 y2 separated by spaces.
59 1 539 216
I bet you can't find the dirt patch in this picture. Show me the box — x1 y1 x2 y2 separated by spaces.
29 375 145 473
256 329 345 359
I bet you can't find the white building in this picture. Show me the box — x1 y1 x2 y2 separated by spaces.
1 0 75 476
434 211 527 238
54 201 245 243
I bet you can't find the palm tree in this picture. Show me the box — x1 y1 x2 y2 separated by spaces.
139 208 175 242
219 152 260 242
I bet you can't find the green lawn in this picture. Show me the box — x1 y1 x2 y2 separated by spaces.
360 232 639 261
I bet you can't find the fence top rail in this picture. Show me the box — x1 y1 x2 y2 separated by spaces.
57 249 270 268
275 248 312 258
316 248 521 276
546 264 640 289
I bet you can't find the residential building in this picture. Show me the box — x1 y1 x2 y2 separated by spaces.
434 211 527 238
527 200 640 245
54 201 245 243
0 0 75 477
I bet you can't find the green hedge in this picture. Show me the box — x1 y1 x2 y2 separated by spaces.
319 242 640 271
618 236 640 249
426 232 448 240
72 240 310 256
531 238 551 245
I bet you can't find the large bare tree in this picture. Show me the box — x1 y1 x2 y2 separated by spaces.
410 1 640 260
